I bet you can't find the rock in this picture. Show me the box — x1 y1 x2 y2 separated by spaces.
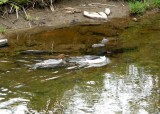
105 8 111 15
65 7 82 14
100 38 109 44
0 39 8 47
83 11 107 19
132 17 138 22
92 43 105 48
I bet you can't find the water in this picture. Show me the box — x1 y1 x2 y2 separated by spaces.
0 13 160 114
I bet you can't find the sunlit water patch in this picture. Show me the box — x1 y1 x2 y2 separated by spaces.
54 65 159 114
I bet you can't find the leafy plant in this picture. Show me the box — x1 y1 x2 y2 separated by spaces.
129 1 148 14
0 26 6 33
0 0 8 5
153 0 160 8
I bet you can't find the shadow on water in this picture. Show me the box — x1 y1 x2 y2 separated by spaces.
0 13 160 114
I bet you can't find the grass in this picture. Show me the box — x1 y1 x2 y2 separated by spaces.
129 1 148 15
0 26 6 33
129 0 160 15
152 0 160 8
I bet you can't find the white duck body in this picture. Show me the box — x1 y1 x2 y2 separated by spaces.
80 56 110 68
33 59 64 69
83 56 106 64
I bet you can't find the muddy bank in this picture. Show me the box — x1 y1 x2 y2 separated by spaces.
0 0 129 31
0 17 131 57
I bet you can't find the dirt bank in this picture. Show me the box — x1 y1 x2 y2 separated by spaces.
0 0 129 32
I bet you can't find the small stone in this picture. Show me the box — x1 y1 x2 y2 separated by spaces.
92 43 105 48
132 17 138 22
0 39 8 47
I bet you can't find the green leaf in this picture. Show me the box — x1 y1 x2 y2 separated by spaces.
0 0 8 5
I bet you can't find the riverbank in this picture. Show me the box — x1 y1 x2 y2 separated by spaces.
0 0 129 32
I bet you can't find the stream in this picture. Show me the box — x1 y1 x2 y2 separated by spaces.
0 13 160 114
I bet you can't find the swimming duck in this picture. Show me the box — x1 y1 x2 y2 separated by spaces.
33 54 69 69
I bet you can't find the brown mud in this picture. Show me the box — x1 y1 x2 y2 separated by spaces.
0 0 129 31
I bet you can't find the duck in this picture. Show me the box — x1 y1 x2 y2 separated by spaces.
83 56 107 64
33 54 69 69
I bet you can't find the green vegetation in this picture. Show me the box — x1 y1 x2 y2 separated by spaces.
0 0 56 18
152 0 160 8
128 0 160 15
0 26 6 33
0 0 8 5
129 1 148 15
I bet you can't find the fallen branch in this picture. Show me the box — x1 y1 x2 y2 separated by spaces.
15 8 18 19
88 3 117 7
50 0 55 12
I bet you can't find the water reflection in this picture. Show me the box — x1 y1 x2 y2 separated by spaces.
55 65 159 114
0 86 29 114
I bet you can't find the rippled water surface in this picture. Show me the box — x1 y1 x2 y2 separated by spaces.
0 14 160 114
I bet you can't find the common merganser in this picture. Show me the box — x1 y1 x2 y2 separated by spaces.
83 56 107 64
